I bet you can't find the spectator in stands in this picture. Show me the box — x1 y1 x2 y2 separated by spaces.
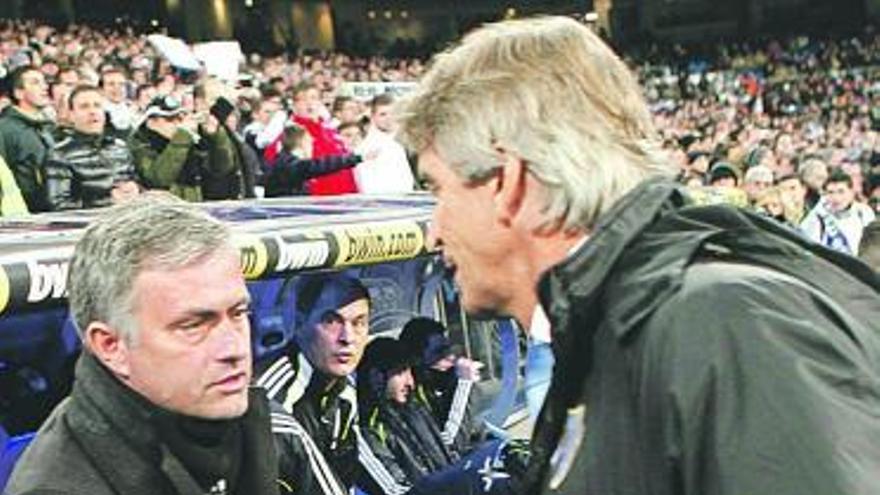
337 121 365 151
0 65 55 212
100 66 135 139
0 155 27 216
798 157 829 210
5 194 279 495
255 274 369 494
357 337 458 495
242 93 286 155
399 317 484 456
356 93 415 194
288 82 357 195
397 15 880 495
192 83 257 200
44 85 139 211
776 173 809 225
742 165 774 204
706 161 740 188
858 220 880 271
129 95 236 202
265 123 369 197
801 170 876 255
331 95 361 129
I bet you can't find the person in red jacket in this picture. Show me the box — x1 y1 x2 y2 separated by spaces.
264 82 357 195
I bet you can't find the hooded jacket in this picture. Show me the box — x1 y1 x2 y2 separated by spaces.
522 179 880 495
0 106 55 212
5 353 280 495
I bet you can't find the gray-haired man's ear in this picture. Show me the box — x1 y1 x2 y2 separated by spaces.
83 322 132 380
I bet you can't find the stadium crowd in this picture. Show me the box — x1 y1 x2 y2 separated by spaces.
0 18 876 258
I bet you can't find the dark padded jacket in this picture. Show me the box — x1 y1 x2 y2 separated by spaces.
521 179 880 495
0 106 55 212
5 354 280 495
45 130 137 211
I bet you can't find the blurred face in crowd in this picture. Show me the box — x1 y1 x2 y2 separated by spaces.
116 247 252 419
137 86 157 111
293 87 322 120
744 176 773 202
15 69 50 111
385 367 415 405
802 163 829 192
254 99 281 125
825 180 855 213
841 162 864 198
371 103 394 133
338 124 363 150
70 89 106 135
102 71 128 104
756 190 784 218
777 176 806 212
300 298 370 379
337 99 360 125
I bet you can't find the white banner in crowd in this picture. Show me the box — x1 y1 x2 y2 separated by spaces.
147 34 201 71
338 82 418 101
193 41 244 82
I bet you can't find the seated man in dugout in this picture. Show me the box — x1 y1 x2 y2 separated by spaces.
399 317 486 456
255 273 369 495
357 337 527 495
6 193 280 495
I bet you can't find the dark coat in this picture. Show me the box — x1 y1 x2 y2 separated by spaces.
358 400 457 495
0 106 55 212
523 180 880 495
45 130 137 211
5 354 280 495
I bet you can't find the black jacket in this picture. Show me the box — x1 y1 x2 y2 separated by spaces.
5 354 280 495
265 151 361 197
256 349 358 495
523 179 880 495
358 400 458 495
0 106 55 212
45 130 137 211
413 369 483 456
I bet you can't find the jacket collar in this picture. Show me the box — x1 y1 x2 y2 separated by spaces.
66 353 278 495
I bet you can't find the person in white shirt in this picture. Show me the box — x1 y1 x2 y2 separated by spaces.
355 93 415 194
801 169 875 255
100 67 136 138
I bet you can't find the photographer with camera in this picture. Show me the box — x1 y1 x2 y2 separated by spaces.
129 93 243 202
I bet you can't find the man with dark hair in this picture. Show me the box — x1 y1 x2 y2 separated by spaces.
0 65 55 211
255 273 371 495
801 170 875 255
6 194 280 495
45 85 139 210
356 93 415 193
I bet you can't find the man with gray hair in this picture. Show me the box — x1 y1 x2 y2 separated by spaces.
6 193 280 495
397 15 880 495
